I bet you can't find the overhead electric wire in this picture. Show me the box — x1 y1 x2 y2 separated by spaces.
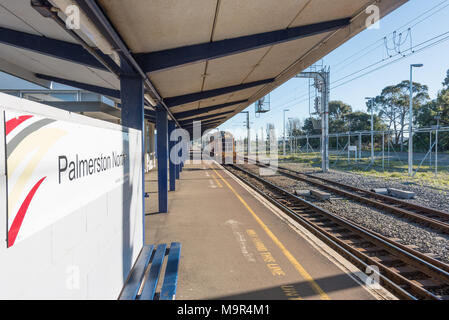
331 0 449 75
331 29 449 90
263 27 449 119
237 1 449 127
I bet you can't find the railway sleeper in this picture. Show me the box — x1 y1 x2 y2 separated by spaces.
341 240 375 248
315 221 339 227
229 164 448 299
356 246 386 254
322 227 351 235
337 234 364 241
412 279 447 290
290 206 308 210
306 217 330 223
370 255 404 266
390 266 422 277
277 165 449 225
403 244 420 251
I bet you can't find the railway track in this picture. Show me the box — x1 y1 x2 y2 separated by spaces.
244 158 449 235
225 164 449 300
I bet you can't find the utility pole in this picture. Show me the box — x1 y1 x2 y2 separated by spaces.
409 63 423 176
435 113 441 177
365 97 375 165
283 109 290 156
288 117 294 156
296 68 330 172
241 111 250 157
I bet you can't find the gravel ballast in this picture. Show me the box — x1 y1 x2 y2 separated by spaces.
280 162 449 213
232 164 449 264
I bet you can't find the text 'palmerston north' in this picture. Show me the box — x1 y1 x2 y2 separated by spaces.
58 152 127 183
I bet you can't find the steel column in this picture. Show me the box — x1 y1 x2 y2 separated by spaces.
176 136 180 180
156 108 168 213
168 121 176 191
120 74 145 241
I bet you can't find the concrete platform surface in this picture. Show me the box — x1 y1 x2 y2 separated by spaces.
145 162 381 300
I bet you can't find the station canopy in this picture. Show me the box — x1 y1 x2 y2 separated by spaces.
0 0 407 130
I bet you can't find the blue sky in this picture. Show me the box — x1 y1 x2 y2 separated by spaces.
218 0 449 136
1 0 449 137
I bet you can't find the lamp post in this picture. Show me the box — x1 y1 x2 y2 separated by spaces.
435 113 441 176
288 117 294 155
365 97 375 165
283 109 290 156
240 111 250 157
409 64 423 176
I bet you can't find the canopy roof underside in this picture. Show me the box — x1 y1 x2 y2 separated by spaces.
0 0 408 129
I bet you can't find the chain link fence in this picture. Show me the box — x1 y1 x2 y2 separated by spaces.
278 127 449 184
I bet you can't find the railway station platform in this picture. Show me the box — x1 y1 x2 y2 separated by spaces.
145 161 392 300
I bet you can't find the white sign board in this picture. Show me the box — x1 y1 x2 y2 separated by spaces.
4 110 138 247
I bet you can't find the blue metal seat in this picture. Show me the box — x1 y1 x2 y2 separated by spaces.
119 242 181 300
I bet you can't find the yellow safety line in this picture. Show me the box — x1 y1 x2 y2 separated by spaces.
212 166 330 300
211 173 223 188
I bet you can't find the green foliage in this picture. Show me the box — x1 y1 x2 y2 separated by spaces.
329 100 352 120
302 117 321 135
372 80 429 149
286 117 303 137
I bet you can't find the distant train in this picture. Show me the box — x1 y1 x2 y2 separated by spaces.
209 131 237 164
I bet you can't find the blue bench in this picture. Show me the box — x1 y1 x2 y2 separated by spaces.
119 242 181 300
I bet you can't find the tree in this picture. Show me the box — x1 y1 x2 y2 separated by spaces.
372 80 429 149
443 69 449 88
286 118 303 137
329 100 352 121
345 112 386 132
265 123 276 152
414 70 449 152
328 100 352 133
415 100 442 128
302 117 321 135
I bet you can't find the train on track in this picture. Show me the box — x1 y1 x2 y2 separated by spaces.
209 131 237 164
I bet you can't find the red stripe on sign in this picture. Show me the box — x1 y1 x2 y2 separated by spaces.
5 115 33 136
7 177 46 248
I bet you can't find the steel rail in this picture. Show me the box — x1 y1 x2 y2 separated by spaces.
246 158 449 234
226 164 449 300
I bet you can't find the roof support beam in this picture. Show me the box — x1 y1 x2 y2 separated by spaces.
35 74 121 99
134 18 351 73
173 100 247 119
0 27 113 71
145 115 156 123
179 111 234 123
181 116 227 127
145 109 156 118
182 122 223 129
0 57 51 88
185 124 221 136
75 0 181 127
164 78 273 108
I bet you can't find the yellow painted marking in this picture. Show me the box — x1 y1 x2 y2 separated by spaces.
281 285 304 300
260 252 276 263
247 229 286 276
211 173 223 188
213 167 330 300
